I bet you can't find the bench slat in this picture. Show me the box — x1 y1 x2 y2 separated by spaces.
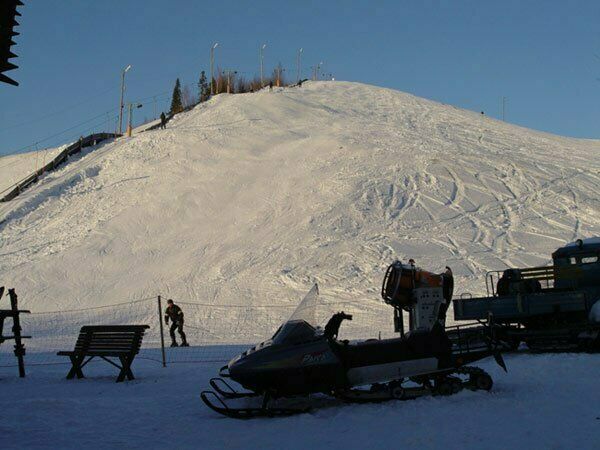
80 325 149 332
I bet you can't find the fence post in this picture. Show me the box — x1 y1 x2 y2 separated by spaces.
8 289 26 377
157 295 166 367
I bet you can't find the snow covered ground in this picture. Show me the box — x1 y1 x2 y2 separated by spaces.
1 352 598 450
0 145 67 195
0 81 599 449
1 81 598 317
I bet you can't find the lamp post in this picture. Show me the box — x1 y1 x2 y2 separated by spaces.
312 62 322 81
126 103 143 137
210 42 219 96
275 64 284 87
260 43 267 88
118 64 132 135
222 70 237 94
297 48 303 83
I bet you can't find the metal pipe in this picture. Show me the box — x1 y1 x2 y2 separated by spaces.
118 65 131 135
158 295 166 367
297 48 303 83
260 44 266 88
210 43 218 96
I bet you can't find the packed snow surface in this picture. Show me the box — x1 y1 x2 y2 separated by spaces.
1 353 599 450
1 81 598 316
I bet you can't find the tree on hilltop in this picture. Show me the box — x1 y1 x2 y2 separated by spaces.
198 71 210 102
170 78 183 114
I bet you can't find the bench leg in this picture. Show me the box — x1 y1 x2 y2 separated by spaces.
66 355 85 379
116 355 135 382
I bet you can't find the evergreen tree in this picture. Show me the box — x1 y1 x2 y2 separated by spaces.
170 78 183 114
198 71 209 102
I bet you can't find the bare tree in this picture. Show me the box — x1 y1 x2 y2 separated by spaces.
181 84 196 108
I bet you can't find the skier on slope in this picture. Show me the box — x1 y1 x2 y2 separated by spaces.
160 112 167 129
165 299 189 347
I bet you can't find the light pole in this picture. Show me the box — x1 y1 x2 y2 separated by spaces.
126 103 143 137
118 64 132 135
297 48 303 83
210 42 219 96
275 63 285 87
501 96 507 121
260 43 267 88
222 70 237 94
313 62 322 81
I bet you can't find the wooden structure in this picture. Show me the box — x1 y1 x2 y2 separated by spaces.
0 287 31 377
57 325 149 382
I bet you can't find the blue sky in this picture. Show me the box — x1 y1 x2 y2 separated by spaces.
1 0 599 156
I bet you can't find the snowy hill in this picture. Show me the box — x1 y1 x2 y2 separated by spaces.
1 81 599 316
2 81 600 450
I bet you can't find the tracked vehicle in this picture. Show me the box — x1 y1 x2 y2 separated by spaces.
453 238 600 352
201 263 505 418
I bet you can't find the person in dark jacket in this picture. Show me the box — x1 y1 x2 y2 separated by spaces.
165 299 188 347
160 112 167 129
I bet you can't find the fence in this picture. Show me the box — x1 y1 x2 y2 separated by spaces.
0 287 400 369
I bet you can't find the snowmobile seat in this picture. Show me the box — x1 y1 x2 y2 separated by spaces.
57 325 149 382
333 327 452 369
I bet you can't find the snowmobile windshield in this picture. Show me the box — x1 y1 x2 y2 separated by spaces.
271 320 318 345
287 283 320 325
271 284 321 345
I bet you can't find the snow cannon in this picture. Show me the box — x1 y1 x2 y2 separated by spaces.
382 261 453 336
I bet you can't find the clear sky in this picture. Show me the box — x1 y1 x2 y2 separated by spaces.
1 0 600 156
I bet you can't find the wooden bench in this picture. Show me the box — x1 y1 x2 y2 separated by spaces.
57 325 149 382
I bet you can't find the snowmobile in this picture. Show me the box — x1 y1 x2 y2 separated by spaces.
201 262 506 418
453 238 600 352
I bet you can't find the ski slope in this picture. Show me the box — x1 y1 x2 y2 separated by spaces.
1 81 598 317
1 81 599 450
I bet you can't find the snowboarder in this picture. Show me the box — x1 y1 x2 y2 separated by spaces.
160 112 167 129
164 299 188 347
269 81 273 91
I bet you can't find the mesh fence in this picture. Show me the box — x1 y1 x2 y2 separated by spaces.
0 287 400 369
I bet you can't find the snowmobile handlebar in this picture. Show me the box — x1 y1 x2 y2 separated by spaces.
324 311 353 340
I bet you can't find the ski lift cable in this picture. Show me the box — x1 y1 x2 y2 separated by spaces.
0 83 121 132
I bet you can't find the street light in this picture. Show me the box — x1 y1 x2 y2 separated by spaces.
312 62 322 81
222 69 237 94
118 64 132 135
297 48 303 83
126 103 143 137
260 43 267 88
210 42 219 96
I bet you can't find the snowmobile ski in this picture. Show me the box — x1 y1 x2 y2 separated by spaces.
209 377 260 399
200 391 310 419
